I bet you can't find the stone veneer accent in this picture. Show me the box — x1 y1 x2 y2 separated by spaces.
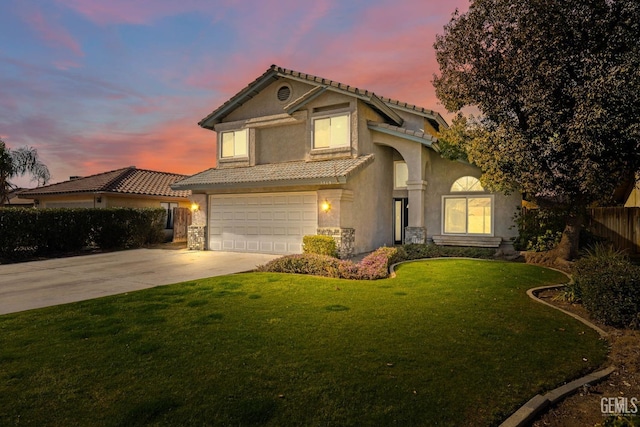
188 225 207 250
405 227 427 244
316 227 355 259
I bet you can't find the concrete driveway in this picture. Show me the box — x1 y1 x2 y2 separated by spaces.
0 249 278 315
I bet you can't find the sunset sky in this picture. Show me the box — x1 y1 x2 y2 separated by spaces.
1 0 469 187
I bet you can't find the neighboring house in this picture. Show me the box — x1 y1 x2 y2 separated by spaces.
624 182 640 207
172 65 521 257
1 189 35 207
18 166 192 233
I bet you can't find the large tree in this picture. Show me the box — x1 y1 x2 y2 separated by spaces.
0 139 51 205
433 0 640 260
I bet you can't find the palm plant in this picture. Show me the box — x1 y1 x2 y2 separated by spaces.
0 139 50 205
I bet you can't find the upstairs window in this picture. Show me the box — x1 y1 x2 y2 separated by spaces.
221 129 248 158
313 114 350 149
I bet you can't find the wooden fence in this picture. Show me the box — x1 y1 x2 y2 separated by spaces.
587 207 640 253
172 207 192 243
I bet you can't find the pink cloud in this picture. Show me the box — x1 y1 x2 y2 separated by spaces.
184 0 469 118
292 0 470 114
40 114 215 183
56 0 234 26
23 7 83 57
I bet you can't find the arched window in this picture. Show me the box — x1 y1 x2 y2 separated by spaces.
443 176 493 235
451 176 484 192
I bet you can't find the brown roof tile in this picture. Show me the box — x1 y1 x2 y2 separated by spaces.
20 167 191 198
172 155 374 190
199 65 448 130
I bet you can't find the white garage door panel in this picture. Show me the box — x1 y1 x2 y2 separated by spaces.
209 192 317 255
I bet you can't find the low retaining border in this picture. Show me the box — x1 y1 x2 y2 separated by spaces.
500 281 613 427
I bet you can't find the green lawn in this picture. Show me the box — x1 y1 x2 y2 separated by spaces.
0 259 607 426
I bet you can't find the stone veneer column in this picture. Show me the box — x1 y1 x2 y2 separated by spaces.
187 194 208 250
316 227 355 259
405 180 427 244
404 227 427 244
188 225 207 250
316 189 355 258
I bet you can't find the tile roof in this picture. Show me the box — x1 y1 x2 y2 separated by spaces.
199 65 448 130
367 121 440 151
19 167 191 198
172 155 374 190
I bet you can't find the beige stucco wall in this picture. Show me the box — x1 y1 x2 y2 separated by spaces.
340 101 395 252
424 154 520 241
224 79 313 122
367 115 520 247
257 123 306 164
198 76 520 254
36 194 190 209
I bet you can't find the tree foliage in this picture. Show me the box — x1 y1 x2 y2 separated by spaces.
0 139 50 204
433 0 640 258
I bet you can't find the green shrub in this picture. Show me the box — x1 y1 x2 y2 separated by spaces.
554 280 582 303
0 208 40 259
90 208 165 250
402 243 495 260
573 244 640 329
598 415 640 427
257 253 342 278
302 235 338 258
0 207 165 259
259 244 497 281
512 207 566 252
356 247 400 280
39 209 93 253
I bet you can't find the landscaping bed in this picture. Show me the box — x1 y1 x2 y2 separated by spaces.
532 288 640 427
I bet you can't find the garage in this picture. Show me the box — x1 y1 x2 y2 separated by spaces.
209 192 318 254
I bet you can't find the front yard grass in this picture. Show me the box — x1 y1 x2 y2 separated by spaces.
0 259 608 426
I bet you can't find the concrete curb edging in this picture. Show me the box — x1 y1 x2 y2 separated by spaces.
499 365 616 427
500 280 614 427
389 259 615 427
526 283 609 339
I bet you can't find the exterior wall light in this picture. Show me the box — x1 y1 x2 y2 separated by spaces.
191 202 200 212
321 201 331 212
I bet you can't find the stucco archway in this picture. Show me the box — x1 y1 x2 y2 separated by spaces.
373 135 429 243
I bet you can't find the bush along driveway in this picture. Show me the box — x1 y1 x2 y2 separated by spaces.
0 259 608 426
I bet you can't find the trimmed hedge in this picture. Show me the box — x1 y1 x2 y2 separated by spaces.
0 207 165 259
302 235 338 258
402 243 495 260
258 243 498 281
573 246 640 329
258 247 402 280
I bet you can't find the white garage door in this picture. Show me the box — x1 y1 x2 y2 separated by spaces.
209 192 318 254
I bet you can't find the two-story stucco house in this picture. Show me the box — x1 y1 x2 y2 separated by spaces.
173 65 521 257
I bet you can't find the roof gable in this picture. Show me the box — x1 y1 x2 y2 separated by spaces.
19 167 191 198
199 65 447 131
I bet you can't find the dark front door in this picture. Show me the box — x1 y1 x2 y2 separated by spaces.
393 198 408 244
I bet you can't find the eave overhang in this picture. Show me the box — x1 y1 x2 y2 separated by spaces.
172 155 374 192
368 122 440 152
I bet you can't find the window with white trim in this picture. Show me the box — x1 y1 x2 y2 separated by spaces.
394 161 408 189
220 129 248 158
443 176 493 235
313 114 350 149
